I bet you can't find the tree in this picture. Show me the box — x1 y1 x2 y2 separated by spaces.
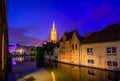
35 47 44 68
42 42 56 59
30 48 35 55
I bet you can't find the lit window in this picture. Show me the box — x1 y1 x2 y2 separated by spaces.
107 47 116 55
87 48 93 54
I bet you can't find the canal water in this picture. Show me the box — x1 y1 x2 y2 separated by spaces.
8 56 120 81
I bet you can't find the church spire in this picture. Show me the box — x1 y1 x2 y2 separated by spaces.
52 21 55 30
50 21 57 43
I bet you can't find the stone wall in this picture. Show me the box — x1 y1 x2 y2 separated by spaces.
81 41 120 71
59 33 120 71
59 32 80 65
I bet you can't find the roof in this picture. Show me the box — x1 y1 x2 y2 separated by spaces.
60 30 84 42
82 23 120 44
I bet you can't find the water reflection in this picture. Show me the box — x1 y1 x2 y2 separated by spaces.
11 57 120 81
12 58 17 65
44 60 120 81
12 56 25 64
51 71 56 81
12 56 36 64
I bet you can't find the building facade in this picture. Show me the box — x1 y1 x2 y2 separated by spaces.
59 30 84 65
59 24 120 71
9 45 35 55
81 24 120 71
81 41 120 71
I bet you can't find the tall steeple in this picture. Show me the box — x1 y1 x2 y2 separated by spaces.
50 21 57 43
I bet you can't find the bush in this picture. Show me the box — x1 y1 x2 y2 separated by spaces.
30 56 35 61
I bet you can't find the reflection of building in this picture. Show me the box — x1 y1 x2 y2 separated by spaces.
45 61 120 81
59 24 120 71
50 21 57 43
59 30 84 64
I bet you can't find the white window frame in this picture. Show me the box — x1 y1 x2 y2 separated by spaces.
107 60 118 67
88 59 94 64
107 47 116 55
87 48 93 54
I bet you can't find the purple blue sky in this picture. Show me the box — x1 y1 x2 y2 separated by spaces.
7 0 120 46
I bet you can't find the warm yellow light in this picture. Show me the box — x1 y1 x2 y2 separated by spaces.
19 48 23 54
2 34 4 70
51 71 55 81
50 21 57 43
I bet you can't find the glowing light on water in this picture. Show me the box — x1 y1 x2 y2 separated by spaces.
51 71 55 81
12 58 17 65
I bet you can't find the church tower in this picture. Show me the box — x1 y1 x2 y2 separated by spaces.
50 21 57 43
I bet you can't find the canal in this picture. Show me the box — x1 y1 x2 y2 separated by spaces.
8 56 120 81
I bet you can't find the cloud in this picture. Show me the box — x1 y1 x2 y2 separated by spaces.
8 27 43 46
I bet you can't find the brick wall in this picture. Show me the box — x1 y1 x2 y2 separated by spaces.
59 32 80 65
81 41 120 71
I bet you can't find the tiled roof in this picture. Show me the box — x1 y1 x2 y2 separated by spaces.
82 23 120 44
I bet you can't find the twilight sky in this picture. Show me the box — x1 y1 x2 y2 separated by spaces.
7 0 120 46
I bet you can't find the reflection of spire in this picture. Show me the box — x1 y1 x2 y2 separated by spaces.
50 21 57 43
51 71 56 81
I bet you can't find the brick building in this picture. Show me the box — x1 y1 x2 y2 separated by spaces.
59 30 84 65
59 24 120 71
81 24 120 71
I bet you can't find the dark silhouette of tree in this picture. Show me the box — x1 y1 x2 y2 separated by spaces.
42 42 56 59
35 47 44 68
30 47 35 55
